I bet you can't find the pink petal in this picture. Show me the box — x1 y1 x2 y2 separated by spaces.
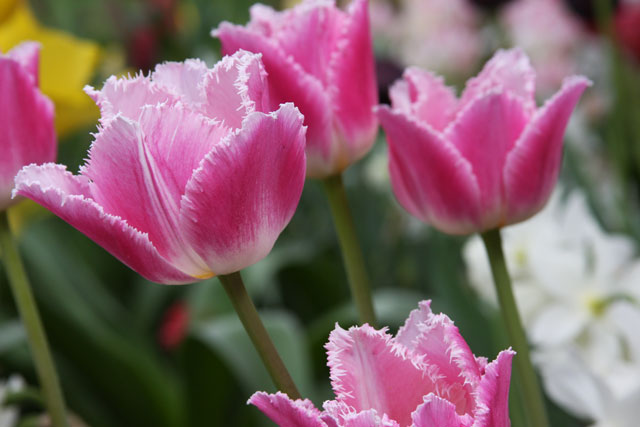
214 23 333 178
459 48 536 114
327 0 378 163
178 103 306 275
445 92 530 229
200 50 271 128
322 401 401 427
390 68 458 132
151 59 209 106
376 106 481 234
326 324 437 427
395 300 435 349
81 108 222 277
84 74 177 123
7 42 40 86
502 76 590 224
411 394 473 427
249 391 326 427
13 164 193 284
0 54 55 210
471 350 515 427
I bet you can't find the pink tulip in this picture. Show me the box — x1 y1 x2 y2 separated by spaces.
13 51 307 284
377 48 590 235
0 42 56 211
214 0 378 178
250 301 514 427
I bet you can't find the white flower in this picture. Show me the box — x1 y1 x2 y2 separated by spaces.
0 376 23 427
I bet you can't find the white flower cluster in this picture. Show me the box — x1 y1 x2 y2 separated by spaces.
463 190 640 426
0 376 23 427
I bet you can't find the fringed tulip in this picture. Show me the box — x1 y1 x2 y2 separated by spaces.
377 48 590 234
0 42 55 212
14 51 307 284
214 0 378 178
250 301 515 427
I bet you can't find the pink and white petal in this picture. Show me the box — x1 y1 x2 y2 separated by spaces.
326 324 437 427
411 394 472 427
151 59 209 106
82 113 211 277
502 76 590 224
7 42 40 86
13 164 193 284
214 23 333 177
179 103 306 275
396 300 434 349
445 92 530 229
377 106 481 234
342 409 401 427
327 0 378 164
84 74 177 122
200 50 270 128
402 68 458 132
0 57 55 210
459 48 536 113
249 392 326 427
471 350 514 427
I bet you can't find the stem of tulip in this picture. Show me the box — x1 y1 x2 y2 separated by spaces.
218 272 301 400
481 229 548 427
322 174 377 326
0 212 69 427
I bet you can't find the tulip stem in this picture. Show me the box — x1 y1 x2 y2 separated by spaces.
322 174 377 326
219 272 301 399
481 228 548 427
0 212 69 427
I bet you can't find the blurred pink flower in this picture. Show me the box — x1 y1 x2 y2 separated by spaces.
158 300 189 350
250 301 514 426
377 49 590 235
14 51 307 284
0 42 55 211
214 0 378 178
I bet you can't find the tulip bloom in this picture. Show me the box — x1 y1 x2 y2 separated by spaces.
214 0 378 178
14 51 307 284
250 301 514 426
377 48 590 234
0 42 55 212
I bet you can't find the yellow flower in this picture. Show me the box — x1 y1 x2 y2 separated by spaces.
0 0 101 137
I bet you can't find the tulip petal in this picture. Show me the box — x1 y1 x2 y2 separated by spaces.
445 92 530 228
471 350 514 427
459 48 536 113
179 103 306 275
327 0 378 163
503 76 590 223
200 50 270 129
249 392 326 427
13 164 193 284
0 54 55 210
82 108 221 277
84 74 177 122
7 41 39 85
411 394 472 427
214 23 333 177
152 58 209 106
326 324 437 427
377 106 481 234
396 300 434 349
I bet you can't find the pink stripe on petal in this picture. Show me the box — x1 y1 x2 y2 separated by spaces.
152 59 209 106
179 103 306 275
411 394 473 427
7 42 40 86
445 92 530 229
327 0 378 163
471 350 515 427
13 164 193 284
503 76 590 224
0 57 55 210
248 392 326 427
326 324 437 427
214 23 333 177
377 106 481 234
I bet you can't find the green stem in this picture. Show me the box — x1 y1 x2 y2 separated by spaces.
0 211 68 427
218 272 301 399
322 174 376 326
481 229 548 427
